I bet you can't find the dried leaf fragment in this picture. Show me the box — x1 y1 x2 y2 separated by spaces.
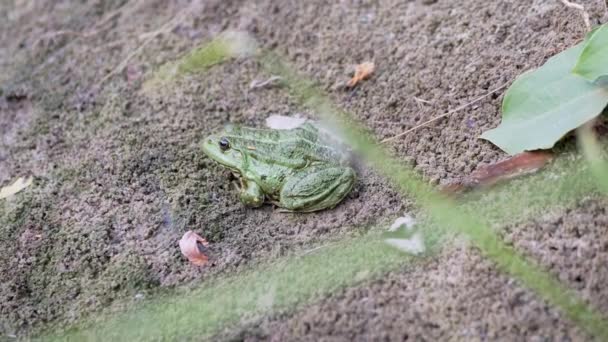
442 151 554 194
347 62 375 87
0 176 33 199
179 230 210 266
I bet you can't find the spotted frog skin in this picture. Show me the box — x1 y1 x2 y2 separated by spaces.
202 123 356 212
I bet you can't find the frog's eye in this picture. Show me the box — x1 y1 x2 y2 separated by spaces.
219 137 230 151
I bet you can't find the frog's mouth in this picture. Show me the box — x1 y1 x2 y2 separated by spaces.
201 135 245 172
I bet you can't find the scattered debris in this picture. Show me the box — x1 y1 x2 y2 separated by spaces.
5 90 28 103
442 151 554 194
0 176 33 199
413 96 433 105
359 12 375 24
265 114 308 130
125 64 142 86
346 62 375 88
18 229 43 247
465 118 476 129
385 233 425 255
384 214 425 255
388 214 416 232
249 75 282 90
179 230 210 266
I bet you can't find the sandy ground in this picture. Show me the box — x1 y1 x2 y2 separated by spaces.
229 244 588 341
1 0 607 339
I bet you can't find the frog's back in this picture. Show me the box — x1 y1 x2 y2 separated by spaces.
226 123 351 166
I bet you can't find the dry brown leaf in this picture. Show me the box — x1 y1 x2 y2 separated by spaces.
179 230 210 266
347 62 375 87
0 176 33 199
442 151 554 194
469 151 553 186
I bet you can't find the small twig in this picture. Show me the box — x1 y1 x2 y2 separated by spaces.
413 97 433 105
89 38 129 54
32 29 102 50
381 81 509 143
300 243 334 256
38 30 84 39
559 0 591 32
138 26 174 40
249 75 283 90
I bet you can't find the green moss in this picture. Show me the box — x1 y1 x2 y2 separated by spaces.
143 37 232 92
144 32 257 93
177 38 233 74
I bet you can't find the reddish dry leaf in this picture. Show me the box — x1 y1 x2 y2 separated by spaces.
179 230 210 266
347 62 375 87
442 151 554 194
469 151 554 186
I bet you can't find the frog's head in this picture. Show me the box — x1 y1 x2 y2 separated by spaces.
202 129 245 173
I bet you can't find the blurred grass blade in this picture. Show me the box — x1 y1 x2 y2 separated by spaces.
578 124 608 193
144 31 257 90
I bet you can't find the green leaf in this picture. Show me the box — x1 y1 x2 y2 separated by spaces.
572 24 608 82
480 42 608 155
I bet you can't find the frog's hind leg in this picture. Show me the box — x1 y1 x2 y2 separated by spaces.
279 166 355 212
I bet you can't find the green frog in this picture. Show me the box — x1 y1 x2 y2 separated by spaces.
202 123 356 212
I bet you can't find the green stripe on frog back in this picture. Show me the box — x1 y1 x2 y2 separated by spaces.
226 134 348 168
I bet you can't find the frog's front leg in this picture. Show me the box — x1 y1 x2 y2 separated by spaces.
279 165 355 212
239 179 264 207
